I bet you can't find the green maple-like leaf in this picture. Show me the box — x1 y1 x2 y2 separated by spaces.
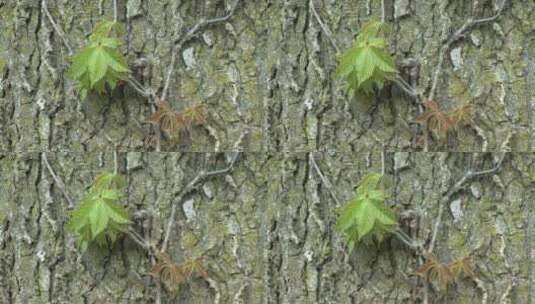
336 173 397 251
336 20 397 96
67 20 129 99
89 20 125 41
67 172 130 251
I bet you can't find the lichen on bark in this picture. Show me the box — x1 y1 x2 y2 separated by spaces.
1 0 534 152
1 152 534 303
2 0 535 303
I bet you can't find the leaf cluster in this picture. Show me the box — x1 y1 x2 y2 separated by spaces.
66 172 130 252
336 20 397 96
335 173 397 252
414 101 472 141
67 20 129 99
148 100 208 139
415 254 474 290
151 252 208 292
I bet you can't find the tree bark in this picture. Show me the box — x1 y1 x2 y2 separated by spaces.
1 0 535 303
1 152 534 303
1 0 533 151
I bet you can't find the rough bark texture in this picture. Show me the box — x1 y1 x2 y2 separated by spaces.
1 152 535 303
1 0 535 304
1 0 534 151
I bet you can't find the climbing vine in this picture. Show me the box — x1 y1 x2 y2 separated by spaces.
151 253 208 293
27 0 513 301
67 21 129 99
414 101 472 142
333 6 505 149
336 20 397 96
416 254 474 290
322 153 506 299
148 100 208 140
51 152 240 299
66 172 129 252
40 0 239 150
335 173 396 251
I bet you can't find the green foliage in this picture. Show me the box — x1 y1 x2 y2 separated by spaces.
67 20 129 99
67 172 130 252
336 20 397 96
336 173 397 251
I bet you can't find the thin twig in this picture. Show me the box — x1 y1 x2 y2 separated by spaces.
42 0 74 56
393 229 420 250
126 227 153 252
422 153 505 302
310 153 421 250
309 0 341 54
150 102 162 152
113 0 118 22
381 149 386 175
161 152 240 252
427 153 506 253
428 47 446 102
394 76 422 103
127 77 153 98
443 153 506 200
42 153 155 256
309 153 342 206
428 1 507 101
41 153 75 208
381 0 386 22
161 0 241 101
426 201 444 254
161 51 177 102
155 0 240 151
113 151 119 175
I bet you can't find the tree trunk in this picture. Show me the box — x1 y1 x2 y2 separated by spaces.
1 0 533 151
1 0 534 303
1 152 534 303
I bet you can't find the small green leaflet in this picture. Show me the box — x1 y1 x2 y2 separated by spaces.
67 20 129 99
67 172 130 252
89 20 126 41
336 173 397 251
336 20 397 96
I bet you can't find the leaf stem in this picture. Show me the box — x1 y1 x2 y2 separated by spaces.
161 153 240 252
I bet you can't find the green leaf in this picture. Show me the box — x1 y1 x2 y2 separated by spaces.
357 20 391 42
100 189 121 202
67 172 130 250
336 46 359 77
68 47 92 79
357 173 383 195
355 202 375 240
67 20 129 99
90 37 120 49
90 20 125 41
92 172 126 190
104 47 130 73
336 20 397 96
336 173 397 249
354 47 376 84
88 47 109 85
335 199 362 232
89 199 110 237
